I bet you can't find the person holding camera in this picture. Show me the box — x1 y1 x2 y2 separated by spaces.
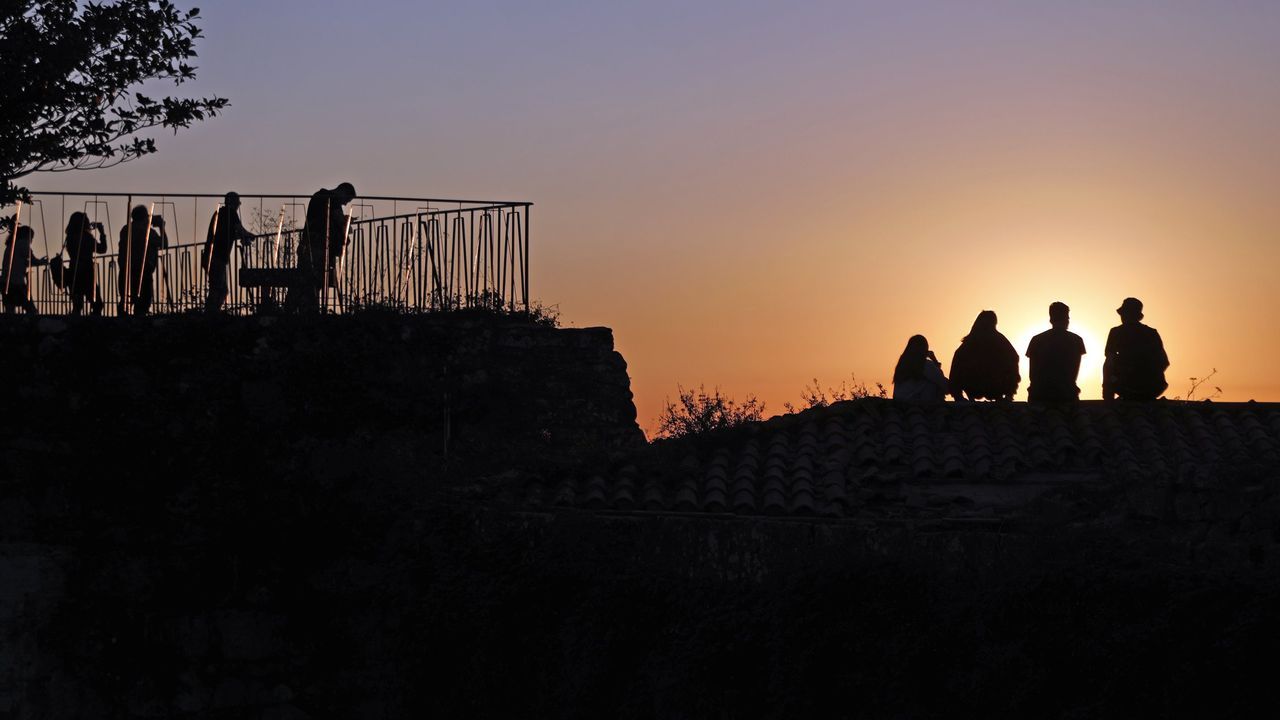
64 212 108 315
892 334 950 402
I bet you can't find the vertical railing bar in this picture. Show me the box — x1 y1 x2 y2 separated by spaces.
522 206 529 311
506 209 515 310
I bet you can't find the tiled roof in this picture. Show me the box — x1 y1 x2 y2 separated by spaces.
518 400 1280 519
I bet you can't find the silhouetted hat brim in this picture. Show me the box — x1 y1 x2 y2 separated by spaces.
1117 298 1143 315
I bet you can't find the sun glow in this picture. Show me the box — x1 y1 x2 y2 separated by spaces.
1012 322 1104 401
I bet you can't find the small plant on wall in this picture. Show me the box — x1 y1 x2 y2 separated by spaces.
656 384 765 440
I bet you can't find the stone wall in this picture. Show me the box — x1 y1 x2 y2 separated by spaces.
0 311 643 476
1 314 1277 717
0 311 645 719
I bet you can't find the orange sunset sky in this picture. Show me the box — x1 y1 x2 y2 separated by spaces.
28 1 1280 434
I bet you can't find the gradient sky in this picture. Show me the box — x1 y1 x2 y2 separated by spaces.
32 1 1280 433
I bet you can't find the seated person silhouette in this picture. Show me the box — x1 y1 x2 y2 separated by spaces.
1026 301 1085 402
1103 297 1169 401
949 310 1020 401
892 334 949 402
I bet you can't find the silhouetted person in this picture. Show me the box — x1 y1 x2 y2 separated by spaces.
203 192 256 313
118 206 167 316
2 225 46 314
950 310 1020 401
65 212 107 315
893 334 949 402
1026 301 1085 402
294 182 356 310
1103 297 1169 401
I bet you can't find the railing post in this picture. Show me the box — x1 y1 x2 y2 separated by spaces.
523 205 530 312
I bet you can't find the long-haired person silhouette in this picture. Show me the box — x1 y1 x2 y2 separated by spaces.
64 212 107 315
950 310 1020 401
893 334 949 402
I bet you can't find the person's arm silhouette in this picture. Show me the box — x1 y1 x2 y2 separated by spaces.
1103 327 1119 401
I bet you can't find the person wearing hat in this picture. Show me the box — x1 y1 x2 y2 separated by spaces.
1026 301 1086 402
202 192 256 313
1103 297 1169 401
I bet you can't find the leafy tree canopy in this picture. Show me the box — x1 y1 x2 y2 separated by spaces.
1 1 227 204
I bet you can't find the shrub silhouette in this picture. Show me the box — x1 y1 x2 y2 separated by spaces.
656 384 764 439
784 374 887 413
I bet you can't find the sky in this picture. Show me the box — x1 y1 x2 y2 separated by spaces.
31 0 1280 433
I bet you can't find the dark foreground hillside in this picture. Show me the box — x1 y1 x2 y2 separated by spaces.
2 314 1278 718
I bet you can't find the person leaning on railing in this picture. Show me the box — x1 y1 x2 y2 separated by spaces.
290 182 356 311
949 310 1020 402
202 192 256 313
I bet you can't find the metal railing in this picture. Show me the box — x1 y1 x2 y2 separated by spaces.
4 192 531 315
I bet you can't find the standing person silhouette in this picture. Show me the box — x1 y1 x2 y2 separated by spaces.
949 310 1020 401
203 192 256 313
1026 301 1086 402
1103 297 1169 401
2 225 47 314
892 334 949 402
294 182 356 311
65 212 107 315
118 206 167 316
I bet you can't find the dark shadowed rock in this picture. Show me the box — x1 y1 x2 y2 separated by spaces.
1 314 1278 717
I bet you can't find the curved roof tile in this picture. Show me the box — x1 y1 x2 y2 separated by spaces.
533 401 1280 519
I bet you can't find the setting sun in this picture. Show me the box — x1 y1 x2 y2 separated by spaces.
1012 319 1104 401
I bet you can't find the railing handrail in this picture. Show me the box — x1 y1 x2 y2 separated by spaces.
74 204 525 252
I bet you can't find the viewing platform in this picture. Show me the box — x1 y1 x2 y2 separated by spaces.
7 191 531 315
